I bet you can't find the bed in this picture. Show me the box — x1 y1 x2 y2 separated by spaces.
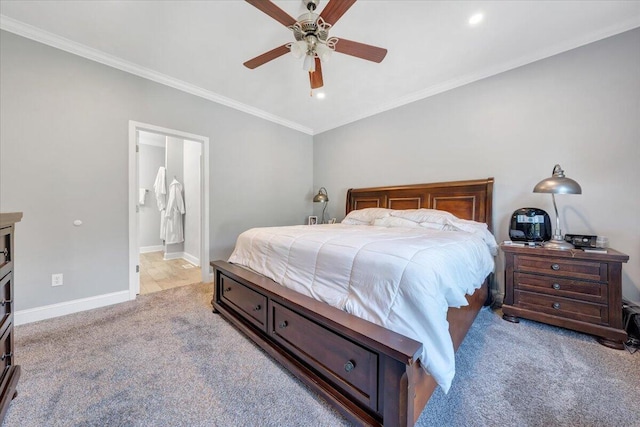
211 178 495 426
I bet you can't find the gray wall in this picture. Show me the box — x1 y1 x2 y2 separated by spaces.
138 141 165 249
313 29 640 304
0 30 313 311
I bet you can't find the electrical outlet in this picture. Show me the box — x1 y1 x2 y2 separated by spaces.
51 273 63 287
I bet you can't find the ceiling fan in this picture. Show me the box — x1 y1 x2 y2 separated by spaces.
243 0 387 92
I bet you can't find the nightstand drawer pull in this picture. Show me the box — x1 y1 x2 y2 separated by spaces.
552 302 561 310
0 299 11 306
224 287 232 292
551 263 560 271
279 320 288 329
552 283 561 290
253 304 261 311
0 352 11 361
344 360 356 372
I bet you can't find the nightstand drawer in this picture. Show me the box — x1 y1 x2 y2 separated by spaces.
514 255 606 282
514 290 608 325
514 273 607 304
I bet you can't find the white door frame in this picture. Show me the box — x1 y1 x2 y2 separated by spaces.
128 120 210 299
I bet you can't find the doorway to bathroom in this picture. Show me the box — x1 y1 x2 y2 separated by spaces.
128 121 210 298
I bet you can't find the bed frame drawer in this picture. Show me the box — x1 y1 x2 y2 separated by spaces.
219 275 267 332
270 301 378 411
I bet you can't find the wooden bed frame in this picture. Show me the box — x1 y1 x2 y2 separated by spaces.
211 178 494 426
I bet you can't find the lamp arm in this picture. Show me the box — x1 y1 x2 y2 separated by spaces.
321 202 327 224
551 193 562 238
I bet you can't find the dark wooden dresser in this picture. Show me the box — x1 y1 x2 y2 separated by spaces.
0 212 21 422
501 244 629 349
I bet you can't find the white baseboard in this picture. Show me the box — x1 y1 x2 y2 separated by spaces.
15 290 132 326
140 245 164 254
163 251 183 261
182 252 200 267
163 251 200 267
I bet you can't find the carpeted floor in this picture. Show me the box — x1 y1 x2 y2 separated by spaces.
4 282 639 426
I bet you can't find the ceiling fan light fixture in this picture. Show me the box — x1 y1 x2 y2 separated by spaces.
315 43 333 62
290 40 308 59
303 53 316 72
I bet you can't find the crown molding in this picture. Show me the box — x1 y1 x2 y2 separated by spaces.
315 17 640 135
2 14 638 137
0 15 314 136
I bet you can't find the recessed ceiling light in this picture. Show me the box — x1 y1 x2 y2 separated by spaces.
468 12 484 26
316 92 326 99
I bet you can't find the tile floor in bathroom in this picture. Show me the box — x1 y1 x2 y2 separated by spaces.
139 251 202 295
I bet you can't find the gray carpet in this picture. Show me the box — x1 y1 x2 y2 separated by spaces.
4 282 639 426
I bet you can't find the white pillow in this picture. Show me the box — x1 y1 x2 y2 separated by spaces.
341 217 370 225
390 209 457 224
419 221 451 231
342 208 392 225
373 216 422 228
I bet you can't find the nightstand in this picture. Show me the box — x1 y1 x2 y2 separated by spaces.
501 244 629 349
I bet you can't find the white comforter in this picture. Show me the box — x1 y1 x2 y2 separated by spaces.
228 224 496 392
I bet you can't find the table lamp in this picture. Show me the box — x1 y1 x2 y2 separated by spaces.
313 187 329 224
533 164 582 250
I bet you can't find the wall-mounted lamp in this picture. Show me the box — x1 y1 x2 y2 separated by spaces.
533 164 582 250
313 187 329 224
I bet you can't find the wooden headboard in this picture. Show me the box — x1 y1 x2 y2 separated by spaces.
346 178 494 232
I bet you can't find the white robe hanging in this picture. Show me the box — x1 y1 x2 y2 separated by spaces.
153 167 167 240
164 178 185 244
153 167 167 210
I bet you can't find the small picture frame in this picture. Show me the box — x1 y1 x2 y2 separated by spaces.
308 216 318 225
329 218 336 224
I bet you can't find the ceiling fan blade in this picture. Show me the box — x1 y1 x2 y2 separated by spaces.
310 58 324 89
243 44 290 69
245 0 296 27
334 38 387 63
319 0 357 26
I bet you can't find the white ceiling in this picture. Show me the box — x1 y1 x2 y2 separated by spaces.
1 0 639 135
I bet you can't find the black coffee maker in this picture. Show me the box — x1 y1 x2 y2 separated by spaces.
509 208 552 243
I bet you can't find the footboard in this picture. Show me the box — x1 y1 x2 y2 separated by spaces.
211 260 488 426
212 260 428 426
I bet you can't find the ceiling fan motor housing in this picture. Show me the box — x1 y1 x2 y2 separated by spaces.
303 0 319 12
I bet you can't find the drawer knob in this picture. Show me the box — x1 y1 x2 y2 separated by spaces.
278 320 288 329
253 304 261 311
224 287 232 292
552 302 561 310
344 360 356 373
0 299 11 306
0 352 11 361
551 264 560 271
552 283 561 290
